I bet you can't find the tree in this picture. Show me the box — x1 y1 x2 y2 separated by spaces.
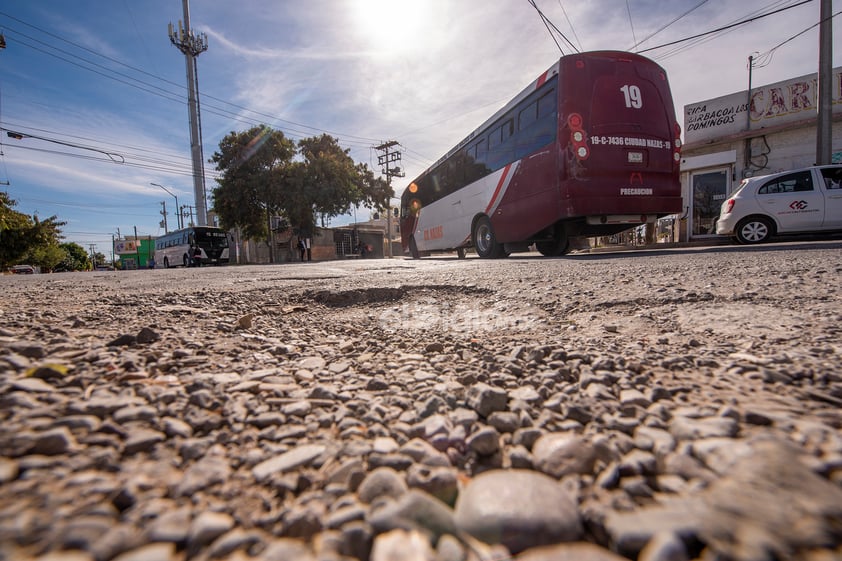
211 127 393 242
0 192 33 268
25 244 66 273
293 135 391 230
0 193 66 270
355 162 393 214
210 125 296 241
59 242 92 271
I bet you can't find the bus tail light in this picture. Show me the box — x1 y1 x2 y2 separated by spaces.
568 113 589 161
673 123 682 165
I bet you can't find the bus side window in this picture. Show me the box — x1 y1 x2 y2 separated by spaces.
489 125 503 149
501 119 514 143
519 102 538 130
538 90 556 118
475 141 487 164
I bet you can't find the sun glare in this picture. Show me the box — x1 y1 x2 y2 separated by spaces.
350 0 428 54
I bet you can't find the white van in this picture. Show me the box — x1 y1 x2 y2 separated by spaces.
716 165 842 244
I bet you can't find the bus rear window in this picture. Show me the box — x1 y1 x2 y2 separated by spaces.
590 77 667 134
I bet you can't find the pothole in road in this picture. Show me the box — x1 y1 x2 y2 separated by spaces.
300 284 549 334
302 284 491 307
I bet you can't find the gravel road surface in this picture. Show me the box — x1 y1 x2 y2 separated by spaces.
1 241 841 561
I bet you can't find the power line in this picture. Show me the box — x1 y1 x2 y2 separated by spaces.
637 0 812 55
2 121 197 168
651 0 804 61
0 11 385 147
1 122 220 179
626 0 637 47
4 28 375 148
1 126 124 162
629 0 710 51
752 8 842 68
526 0 579 55
556 0 583 52
3 143 222 180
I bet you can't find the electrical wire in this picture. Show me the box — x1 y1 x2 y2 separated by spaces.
556 0 583 52
16 200 159 217
0 120 218 182
650 0 811 61
2 127 125 162
0 121 221 179
752 8 842 68
629 0 710 51
526 0 579 55
637 0 812 56
0 11 385 147
626 0 637 48
4 143 221 180
4 28 376 149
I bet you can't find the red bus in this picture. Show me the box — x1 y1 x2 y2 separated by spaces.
400 51 682 258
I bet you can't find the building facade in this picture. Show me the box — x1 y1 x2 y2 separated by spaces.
114 237 155 269
678 66 842 242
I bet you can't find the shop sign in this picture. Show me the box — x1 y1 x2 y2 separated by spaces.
115 240 138 254
684 66 842 145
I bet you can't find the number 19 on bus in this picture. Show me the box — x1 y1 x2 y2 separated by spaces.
621 84 643 109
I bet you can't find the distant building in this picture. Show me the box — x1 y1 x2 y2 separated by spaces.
677 65 842 242
355 206 401 256
114 236 155 269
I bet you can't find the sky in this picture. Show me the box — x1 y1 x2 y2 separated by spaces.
0 0 839 258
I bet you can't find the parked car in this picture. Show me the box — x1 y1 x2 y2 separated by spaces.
9 264 37 274
716 164 842 244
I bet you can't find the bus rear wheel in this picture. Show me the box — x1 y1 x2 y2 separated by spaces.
536 229 570 257
472 216 505 259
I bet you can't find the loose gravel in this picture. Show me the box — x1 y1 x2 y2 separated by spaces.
1 244 842 561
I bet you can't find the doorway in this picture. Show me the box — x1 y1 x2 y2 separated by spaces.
691 168 730 237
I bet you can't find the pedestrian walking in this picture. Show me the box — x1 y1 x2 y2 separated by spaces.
298 237 306 262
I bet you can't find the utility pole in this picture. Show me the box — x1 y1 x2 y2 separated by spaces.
151 182 180 229
168 0 209 226
815 0 832 165
160 201 168 233
182 205 196 227
375 141 404 258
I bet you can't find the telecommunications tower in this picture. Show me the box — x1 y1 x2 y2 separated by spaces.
168 0 209 226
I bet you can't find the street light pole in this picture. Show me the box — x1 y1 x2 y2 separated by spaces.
151 183 181 230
